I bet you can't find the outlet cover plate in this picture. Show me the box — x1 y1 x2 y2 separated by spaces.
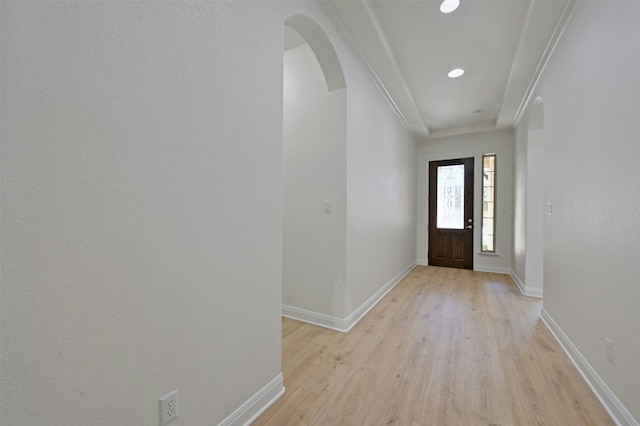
160 390 178 425
605 338 613 362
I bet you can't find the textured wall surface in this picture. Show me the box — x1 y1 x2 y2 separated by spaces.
1 1 420 424
1 2 287 424
282 16 418 321
531 0 640 420
513 122 528 282
282 41 347 317
513 99 544 294
344 53 418 316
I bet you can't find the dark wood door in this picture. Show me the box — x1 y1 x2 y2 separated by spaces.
428 157 474 269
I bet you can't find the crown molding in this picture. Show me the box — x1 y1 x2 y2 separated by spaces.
313 0 424 139
361 1 430 136
512 0 581 127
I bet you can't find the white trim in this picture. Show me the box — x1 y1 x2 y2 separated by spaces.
361 1 430 134
512 0 581 127
478 251 500 257
343 262 417 332
474 265 511 274
282 305 348 332
217 373 285 426
508 269 543 298
283 262 417 333
509 270 526 295
540 309 639 426
477 268 544 297
313 0 424 139
422 128 513 145
523 286 543 298
495 0 537 128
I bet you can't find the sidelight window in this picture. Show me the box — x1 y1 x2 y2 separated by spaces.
481 154 496 253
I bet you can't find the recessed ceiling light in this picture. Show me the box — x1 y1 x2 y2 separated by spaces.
440 0 460 14
448 68 465 78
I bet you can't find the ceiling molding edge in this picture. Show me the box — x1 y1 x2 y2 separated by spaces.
313 0 419 140
425 125 512 143
362 1 430 136
495 0 537 128
420 127 514 145
512 0 581 127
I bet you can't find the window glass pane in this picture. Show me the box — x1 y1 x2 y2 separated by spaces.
482 218 494 235
483 187 494 201
436 165 464 229
483 155 495 171
483 170 495 186
482 235 494 252
483 201 494 218
481 154 496 252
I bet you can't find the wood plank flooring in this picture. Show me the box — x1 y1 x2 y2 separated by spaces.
255 266 613 425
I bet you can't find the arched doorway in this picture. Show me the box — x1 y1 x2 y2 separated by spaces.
282 16 349 326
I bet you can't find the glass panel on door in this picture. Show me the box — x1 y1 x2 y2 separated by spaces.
436 164 465 229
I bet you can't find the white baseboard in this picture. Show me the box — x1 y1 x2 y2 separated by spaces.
524 285 543 298
510 270 527 295
476 265 545 296
509 269 543 298
342 262 417 332
218 373 285 426
283 262 417 333
475 265 512 274
282 304 349 332
540 309 639 426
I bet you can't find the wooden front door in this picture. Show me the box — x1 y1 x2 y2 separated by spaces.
428 157 474 269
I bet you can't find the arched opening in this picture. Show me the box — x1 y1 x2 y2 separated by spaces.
282 16 349 325
284 15 346 92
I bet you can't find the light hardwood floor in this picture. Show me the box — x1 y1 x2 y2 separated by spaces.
255 266 613 425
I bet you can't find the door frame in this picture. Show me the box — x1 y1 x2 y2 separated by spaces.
427 157 474 270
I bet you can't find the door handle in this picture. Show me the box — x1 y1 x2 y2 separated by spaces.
465 225 473 229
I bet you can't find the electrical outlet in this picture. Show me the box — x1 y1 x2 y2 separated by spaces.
160 390 178 425
605 338 613 362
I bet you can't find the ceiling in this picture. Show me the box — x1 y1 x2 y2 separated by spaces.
310 0 574 141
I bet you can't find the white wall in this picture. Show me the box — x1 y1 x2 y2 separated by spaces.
344 58 418 318
524 0 640 421
282 42 347 317
525 108 544 294
1 2 291 425
416 130 514 273
1 1 420 423
512 99 544 297
282 11 418 325
513 122 527 282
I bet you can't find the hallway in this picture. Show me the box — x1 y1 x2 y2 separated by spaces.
256 266 612 425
